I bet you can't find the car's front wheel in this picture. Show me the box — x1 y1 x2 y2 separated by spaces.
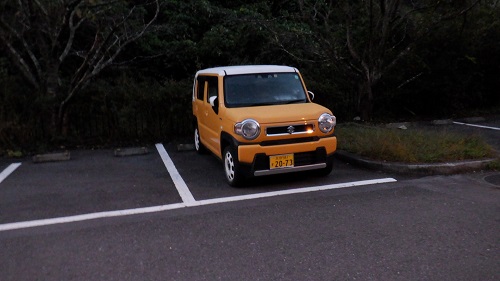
223 146 243 186
314 157 334 177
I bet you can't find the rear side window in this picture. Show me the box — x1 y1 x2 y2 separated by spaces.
206 76 218 102
196 76 206 100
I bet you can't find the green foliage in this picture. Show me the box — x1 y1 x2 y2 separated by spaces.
143 0 288 79
69 72 193 145
0 0 499 151
386 2 500 118
7 150 23 158
486 159 500 171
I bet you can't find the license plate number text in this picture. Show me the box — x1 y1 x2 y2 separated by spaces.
269 154 294 169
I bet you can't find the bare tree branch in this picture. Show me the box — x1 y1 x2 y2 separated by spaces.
0 0 161 136
0 16 42 87
62 0 160 110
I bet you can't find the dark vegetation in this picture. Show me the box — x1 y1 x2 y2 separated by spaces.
338 123 495 163
0 0 499 154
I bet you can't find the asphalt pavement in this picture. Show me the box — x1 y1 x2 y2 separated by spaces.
0 118 498 281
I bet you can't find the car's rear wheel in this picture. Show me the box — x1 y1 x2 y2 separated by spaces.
194 126 206 154
223 146 243 186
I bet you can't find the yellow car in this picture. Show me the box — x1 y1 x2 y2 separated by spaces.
192 65 337 186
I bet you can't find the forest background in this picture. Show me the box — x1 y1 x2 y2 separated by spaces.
0 0 499 153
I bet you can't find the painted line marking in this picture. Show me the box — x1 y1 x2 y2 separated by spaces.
0 144 397 232
0 203 186 232
453 121 500 131
0 163 22 184
196 178 397 206
155 143 197 206
0 178 396 232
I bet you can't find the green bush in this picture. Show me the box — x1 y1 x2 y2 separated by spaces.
69 73 193 146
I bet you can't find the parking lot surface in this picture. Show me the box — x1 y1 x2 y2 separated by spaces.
0 149 182 224
0 119 499 280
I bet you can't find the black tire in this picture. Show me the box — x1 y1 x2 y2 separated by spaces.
194 125 207 154
315 157 334 177
223 146 243 187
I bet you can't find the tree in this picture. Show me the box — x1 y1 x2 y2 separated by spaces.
280 0 482 120
151 0 279 79
0 0 159 137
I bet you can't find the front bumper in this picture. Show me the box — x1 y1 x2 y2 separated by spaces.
237 136 337 176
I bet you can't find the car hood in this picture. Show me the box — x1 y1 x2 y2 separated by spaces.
223 103 332 124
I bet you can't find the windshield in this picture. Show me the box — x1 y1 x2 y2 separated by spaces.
224 73 307 107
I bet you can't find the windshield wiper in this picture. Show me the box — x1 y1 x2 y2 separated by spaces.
247 102 277 106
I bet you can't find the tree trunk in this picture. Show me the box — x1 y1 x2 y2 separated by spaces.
45 61 64 139
358 79 374 121
47 101 69 141
57 101 69 138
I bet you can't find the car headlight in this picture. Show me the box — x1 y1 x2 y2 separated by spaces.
235 119 260 140
318 113 336 133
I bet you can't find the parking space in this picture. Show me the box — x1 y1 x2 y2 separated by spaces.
0 142 404 230
1 116 497 231
0 148 181 225
164 143 401 200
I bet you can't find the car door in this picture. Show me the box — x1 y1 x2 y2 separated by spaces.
198 75 221 156
193 75 205 123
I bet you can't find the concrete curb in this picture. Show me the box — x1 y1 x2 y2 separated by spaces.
431 119 453 125
33 151 71 163
177 144 195 151
457 117 486 123
335 150 498 175
114 147 149 157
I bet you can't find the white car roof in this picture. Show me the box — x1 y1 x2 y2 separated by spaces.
196 65 299 76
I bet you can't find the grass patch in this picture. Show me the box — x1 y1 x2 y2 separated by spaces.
486 159 500 171
336 123 495 163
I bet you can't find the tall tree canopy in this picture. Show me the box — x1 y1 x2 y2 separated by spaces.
0 0 498 150
275 0 483 120
0 0 159 136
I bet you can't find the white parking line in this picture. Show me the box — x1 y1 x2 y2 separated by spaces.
0 203 187 232
155 143 197 205
0 177 396 232
196 178 397 205
453 121 500 131
0 145 397 232
0 163 21 184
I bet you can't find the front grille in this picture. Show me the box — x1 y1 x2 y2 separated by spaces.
266 124 314 136
260 137 319 146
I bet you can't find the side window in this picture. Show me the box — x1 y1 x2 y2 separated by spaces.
206 76 219 114
196 76 205 100
206 76 218 102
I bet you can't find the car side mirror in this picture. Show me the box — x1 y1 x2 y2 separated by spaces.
209 96 218 114
209 96 217 106
308 91 315 100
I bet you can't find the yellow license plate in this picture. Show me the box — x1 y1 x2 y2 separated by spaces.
269 154 294 169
